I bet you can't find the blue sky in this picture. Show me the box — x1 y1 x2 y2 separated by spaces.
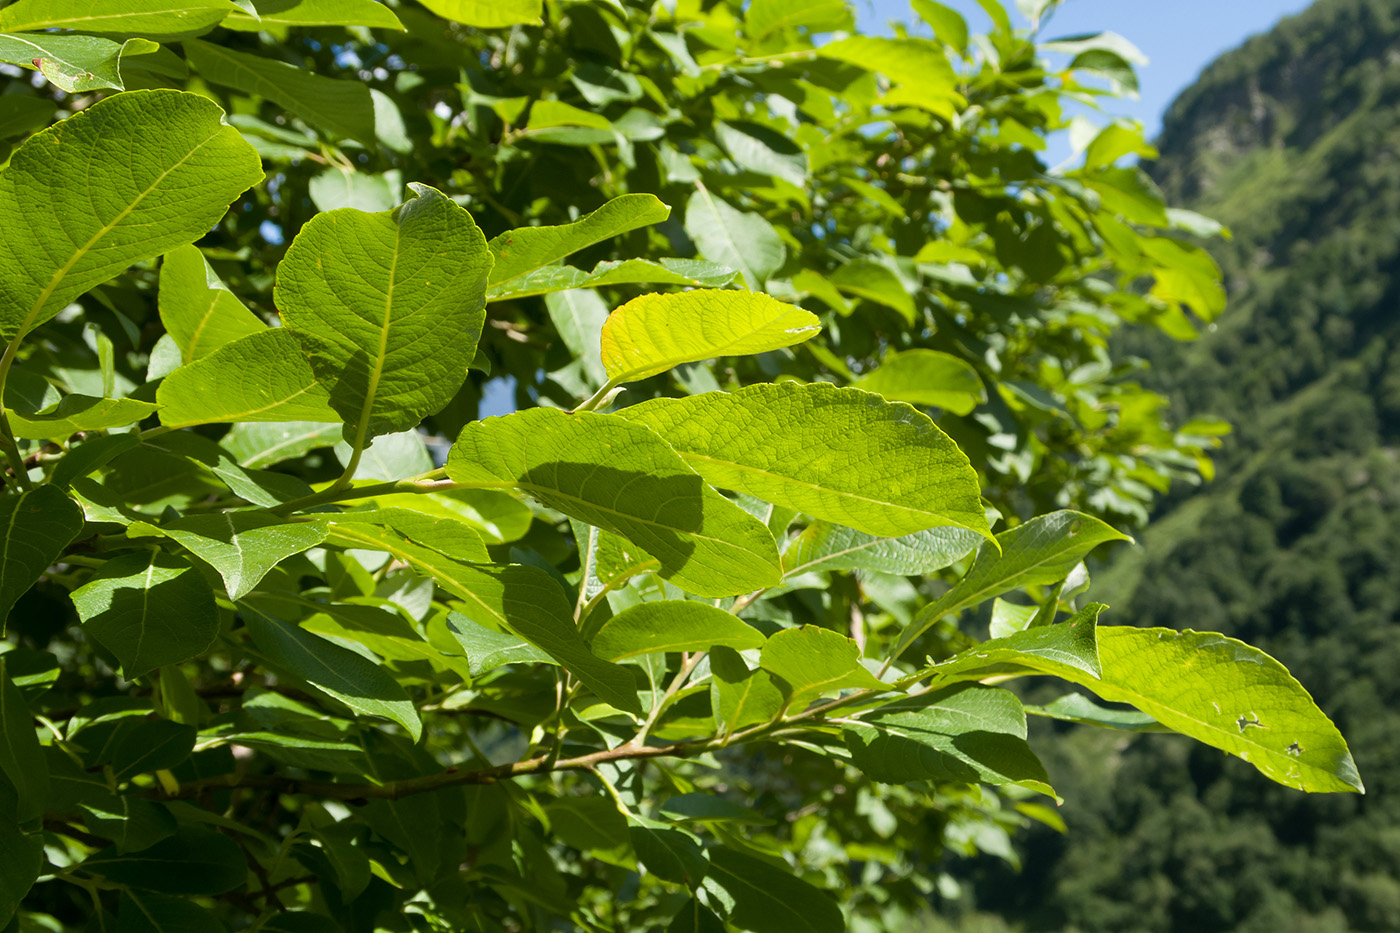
855 0 1314 151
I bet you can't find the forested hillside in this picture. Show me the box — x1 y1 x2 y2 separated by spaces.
953 1 1400 929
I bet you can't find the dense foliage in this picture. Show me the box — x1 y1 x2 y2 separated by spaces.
0 1 1361 931
949 1 1400 930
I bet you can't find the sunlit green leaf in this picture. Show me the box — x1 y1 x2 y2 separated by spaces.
620 383 993 540
591 601 765 661
415 0 542 27
782 522 981 578
8 395 159 440
128 511 328 600
894 511 1129 660
158 244 264 363
0 0 238 37
447 408 781 598
276 183 492 441
601 290 819 383
487 194 669 298
853 349 987 415
224 0 404 30
760 626 882 711
0 90 262 340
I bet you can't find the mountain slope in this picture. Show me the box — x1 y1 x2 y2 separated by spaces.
953 2 1400 930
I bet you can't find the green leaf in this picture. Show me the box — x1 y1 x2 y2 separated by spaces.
72 552 220 680
684 188 785 290
912 0 969 51
1064 627 1363 793
600 290 819 383
144 432 314 507
715 121 808 187
705 848 844 933
591 601 765 661
321 529 639 712
111 720 195 780
745 0 851 40
925 603 1105 685
0 89 262 340
667 898 726 933
0 96 53 140
661 794 770 824
843 684 1057 798
853 349 987 415
0 0 238 37
0 485 84 635
276 183 492 441
1026 692 1163 732
8 395 159 440
446 611 554 677
894 511 1129 660
79 796 177 854
242 607 423 741
760 626 882 711
0 34 154 93
820 36 961 117
446 408 781 598
415 0 542 27
830 260 916 323
0 655 47 822
545 795 628 851
620 383 993 540
116 889 224 933
128 511 328 600
158 329 339 428
782 522 981 578
81 826 247 894
492 258 743 303
710 646 784 734
365 487 532 546
308 167 404 214
486 194 669 297
222 421 341 469
546 289 609 386
223 0 405 30
0 800 43 925
51 433 141 489
332 429 431 482
184 38 376 144
630 821 708 887
328 510 488 564
158 245 264 363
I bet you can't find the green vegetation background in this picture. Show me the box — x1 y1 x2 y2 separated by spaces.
949 1 1400 929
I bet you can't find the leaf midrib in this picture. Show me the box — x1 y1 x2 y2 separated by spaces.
14 120 224 342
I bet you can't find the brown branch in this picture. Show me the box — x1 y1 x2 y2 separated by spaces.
148 735 716 803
